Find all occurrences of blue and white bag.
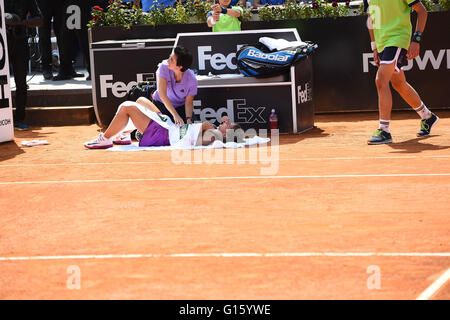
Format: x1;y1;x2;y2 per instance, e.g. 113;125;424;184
236;41;317;77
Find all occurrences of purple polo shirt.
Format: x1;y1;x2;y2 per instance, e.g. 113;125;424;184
152;61;198;107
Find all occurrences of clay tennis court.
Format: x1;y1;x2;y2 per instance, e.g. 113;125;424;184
0;110;449;300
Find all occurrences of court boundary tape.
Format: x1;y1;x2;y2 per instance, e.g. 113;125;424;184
1;173;450;185
0;252;449;262
416;268;450;300
1;154;450;167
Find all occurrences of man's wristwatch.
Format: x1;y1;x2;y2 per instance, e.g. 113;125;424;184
412;31;422;43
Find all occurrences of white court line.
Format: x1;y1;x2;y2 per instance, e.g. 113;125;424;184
1;155;450;167
0;252;449;262
416;268;450;300
1;173;450;185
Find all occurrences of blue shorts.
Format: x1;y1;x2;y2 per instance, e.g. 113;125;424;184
379;46;408;72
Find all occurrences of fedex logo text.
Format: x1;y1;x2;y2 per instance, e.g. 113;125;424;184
99;73;155;98
193;99;266;124
198;45;244;71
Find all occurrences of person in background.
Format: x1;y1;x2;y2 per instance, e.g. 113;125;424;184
36;0;64;80
94;0;111;9
231;0;260;8
140;0;175;11
111;0;174;12
259;0;284;5
53;0;93;81
5;0;43;131
207;0;243;32
117;0;141;7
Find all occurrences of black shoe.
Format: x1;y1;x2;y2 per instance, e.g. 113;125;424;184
14;121;30;131
367;129;392;145
417;113;439;137
43;69;53;80
72;71;84;78
52;73;73;81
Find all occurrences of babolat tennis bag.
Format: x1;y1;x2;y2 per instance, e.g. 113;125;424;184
127;81;156;101
236;42;318;77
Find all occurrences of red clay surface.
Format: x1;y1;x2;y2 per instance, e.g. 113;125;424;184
0;111;449;300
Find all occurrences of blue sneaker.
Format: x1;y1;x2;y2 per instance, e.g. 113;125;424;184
367;129;392;145
14;122;29;131
417;113;439;137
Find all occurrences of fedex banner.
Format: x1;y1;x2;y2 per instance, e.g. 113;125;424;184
90;38;175;127
0;0;13;143
243;14;450;112
174;29;300;76
90;30;312;132
89;13;449;113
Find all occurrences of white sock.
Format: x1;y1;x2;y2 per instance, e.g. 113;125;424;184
414;102;432;120
379;119;390;133
100;133;112;141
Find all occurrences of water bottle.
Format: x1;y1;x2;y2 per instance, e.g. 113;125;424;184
269;109;278;130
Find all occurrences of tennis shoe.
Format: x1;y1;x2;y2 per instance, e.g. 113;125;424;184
417;113;439;137
14;122;29;131
367;129;392;145
113;132;132;145
84;133;113;149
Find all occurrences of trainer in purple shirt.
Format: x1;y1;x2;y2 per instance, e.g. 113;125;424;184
149;46;198;125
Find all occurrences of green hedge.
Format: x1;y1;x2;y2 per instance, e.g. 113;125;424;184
88;0;450;28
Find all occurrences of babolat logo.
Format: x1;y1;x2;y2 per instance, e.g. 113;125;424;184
198;45;243;71
247;49;290;62
193;99;266;124
0;118;11;126
297;82;312;104
99;73;155;98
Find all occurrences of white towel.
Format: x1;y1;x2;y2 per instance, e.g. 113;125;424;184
21;140;50;147
107;135;270;152
259;37;307;51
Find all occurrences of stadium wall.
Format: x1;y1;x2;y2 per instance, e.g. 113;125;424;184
89;11;450;113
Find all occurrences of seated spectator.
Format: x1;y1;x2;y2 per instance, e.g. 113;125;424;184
207;0;243;32
260;0;284;5
244;0;261;8
138;0;175;11
231;0;261;8
117;0;140;6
